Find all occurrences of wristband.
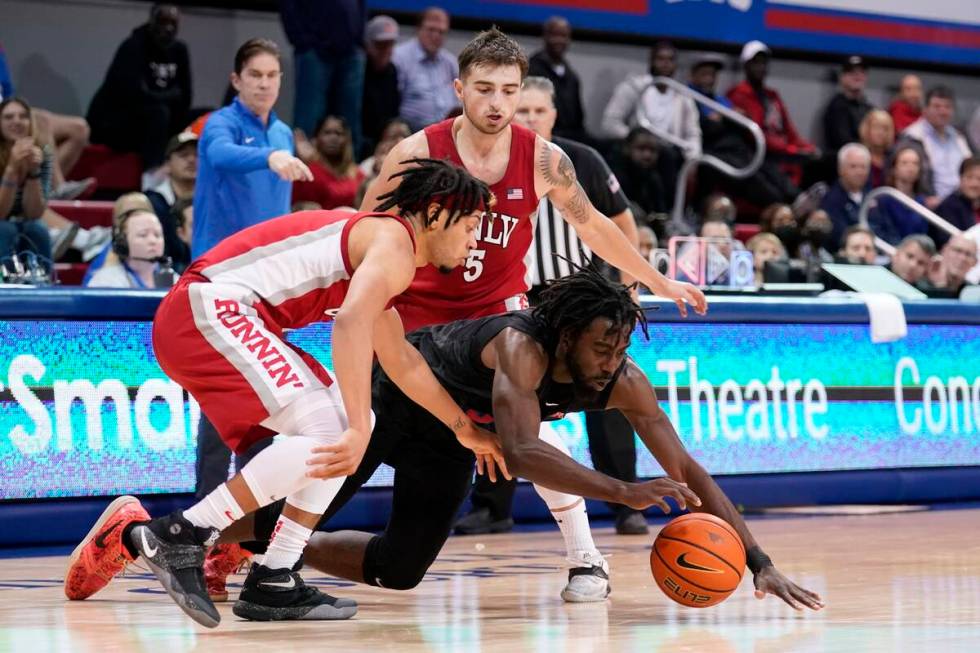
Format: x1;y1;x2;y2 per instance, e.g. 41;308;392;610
746;546;773;574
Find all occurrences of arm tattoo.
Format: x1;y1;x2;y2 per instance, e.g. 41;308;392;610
562;183;591;224
452;415;465;431
538;141;577;189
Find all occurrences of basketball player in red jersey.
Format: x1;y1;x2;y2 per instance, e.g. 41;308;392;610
360;28;707;333
359;28;707;602
62;160;509;627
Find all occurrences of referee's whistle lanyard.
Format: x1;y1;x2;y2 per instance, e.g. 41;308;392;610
121;260;154;289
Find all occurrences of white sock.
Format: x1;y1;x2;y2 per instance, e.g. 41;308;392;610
182;483;245;531
260;513;313;570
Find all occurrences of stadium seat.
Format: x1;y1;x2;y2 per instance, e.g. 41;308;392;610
734;223;761;243
67;144;142;196
48;200;114;229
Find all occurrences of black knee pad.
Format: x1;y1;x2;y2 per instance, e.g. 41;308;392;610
362;534;428;590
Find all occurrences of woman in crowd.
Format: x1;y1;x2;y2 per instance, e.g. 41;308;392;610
859;109;895;188
747;232;786;287
0;97;52;269
869;144;929;245
85;208;177;289
293;115;366;210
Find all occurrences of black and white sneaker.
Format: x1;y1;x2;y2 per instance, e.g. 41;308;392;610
129;512;221;628
232;563;358;621
560;551;611;603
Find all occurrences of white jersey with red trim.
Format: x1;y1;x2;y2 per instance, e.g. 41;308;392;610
181;210;414;331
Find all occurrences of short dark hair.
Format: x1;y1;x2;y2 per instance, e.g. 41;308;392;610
374;158;492;228
458;27;529;80
843;224;875;244
960;156;980;177
625;126;656;145
419;6;447;27
925;85;954;105
532;266;646;355
650;40;676;58
171;197;193;231
234;38;281;75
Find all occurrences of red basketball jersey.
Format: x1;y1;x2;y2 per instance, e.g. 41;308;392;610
398;119;540;314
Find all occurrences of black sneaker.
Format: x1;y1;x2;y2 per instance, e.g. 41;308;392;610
615;510;649;535
232;563;358;621
129;512;221;628
453;508;514;535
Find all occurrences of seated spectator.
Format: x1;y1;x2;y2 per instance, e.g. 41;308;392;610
888;75;922;134
899;86;972;205
358;118;410;177
170;196;193;253
728;41;817;200
293;115;366;210
82;192;156;284
859;109;894;188
700;216;738;258
932;157;980;248
797;208;835;267
0;96;51;268
926;234;978;296
760;202;799;255
86;208;177;288
838;224;876;264
87;4;191;169
602;41;699;209
611;127;667;219
702;193;736;224
888;234;935;288
821;143;871;249
747;232;786;286
392;7;459;131
822;56;873;153
869;144;928;246
528;16;587;142
362;15;401;157
145;131;196;270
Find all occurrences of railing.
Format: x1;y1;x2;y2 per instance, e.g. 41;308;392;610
858;186;961;256
635;76;766;225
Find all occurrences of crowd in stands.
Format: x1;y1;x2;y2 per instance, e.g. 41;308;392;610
2;3;979;296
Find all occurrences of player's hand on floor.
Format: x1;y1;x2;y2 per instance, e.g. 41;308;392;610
457;425;511;482
305;427;370;479
753;566;825;611
625;478;701;512
660;279;708;317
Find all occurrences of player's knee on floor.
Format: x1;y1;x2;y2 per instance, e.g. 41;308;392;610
363;534;430;590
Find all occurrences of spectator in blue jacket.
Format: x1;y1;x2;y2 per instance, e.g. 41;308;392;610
869;144;928;246
280;0;366;153
821;143;871;250
932;157;980;249
192;38;311;258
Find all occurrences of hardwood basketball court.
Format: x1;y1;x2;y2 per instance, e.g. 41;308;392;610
2;508;979;652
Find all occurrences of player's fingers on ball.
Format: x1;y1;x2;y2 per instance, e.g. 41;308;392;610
681;486;702;506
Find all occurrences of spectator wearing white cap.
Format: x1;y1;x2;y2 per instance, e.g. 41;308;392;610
727;40;817;201
362;15;401;157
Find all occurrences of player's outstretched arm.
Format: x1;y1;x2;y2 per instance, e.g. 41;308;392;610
358;132;430;213
371;308;511;482
535;137;707;317
490;329;699;509
611;361;825;611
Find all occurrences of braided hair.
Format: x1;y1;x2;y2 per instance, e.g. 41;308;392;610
374;158;493;228
532;266;647;354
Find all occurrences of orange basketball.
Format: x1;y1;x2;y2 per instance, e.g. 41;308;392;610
650;513;746;608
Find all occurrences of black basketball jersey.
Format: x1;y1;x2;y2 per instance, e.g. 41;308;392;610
392;310;625;430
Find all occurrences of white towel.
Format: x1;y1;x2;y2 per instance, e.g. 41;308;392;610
857;292;908;343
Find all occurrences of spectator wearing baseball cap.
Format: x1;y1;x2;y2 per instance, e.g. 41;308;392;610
727;40;817;202
822;55;874;153
145;131;197;269
362;15;401;156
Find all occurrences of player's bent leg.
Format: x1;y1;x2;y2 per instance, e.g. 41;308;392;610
64;495;150;600
533;428;610;603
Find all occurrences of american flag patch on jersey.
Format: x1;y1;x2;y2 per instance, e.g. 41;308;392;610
506;188;524;200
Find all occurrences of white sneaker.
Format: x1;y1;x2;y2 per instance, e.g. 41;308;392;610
560;550;610;603
78;226;111;262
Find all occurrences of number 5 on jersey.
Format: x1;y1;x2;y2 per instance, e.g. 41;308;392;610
464;249;486;282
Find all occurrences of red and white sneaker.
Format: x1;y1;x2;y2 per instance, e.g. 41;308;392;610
204;543;252;602
64;495;150;600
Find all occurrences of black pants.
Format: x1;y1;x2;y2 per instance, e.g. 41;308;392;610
253;376;476;589
90;101;182;169
194;415;272;499
470;409;638;520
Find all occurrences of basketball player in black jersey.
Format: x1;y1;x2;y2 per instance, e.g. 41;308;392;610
212;268;822;612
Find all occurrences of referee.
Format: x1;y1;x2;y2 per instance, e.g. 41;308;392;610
454;76;651;536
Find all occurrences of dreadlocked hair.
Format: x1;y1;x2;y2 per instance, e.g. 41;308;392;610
532;264;648;354
374;158;493;228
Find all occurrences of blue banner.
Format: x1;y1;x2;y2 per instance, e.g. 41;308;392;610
2;316;979;499
368;0;980;67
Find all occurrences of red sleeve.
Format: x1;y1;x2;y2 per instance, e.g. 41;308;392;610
776;95;813;154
